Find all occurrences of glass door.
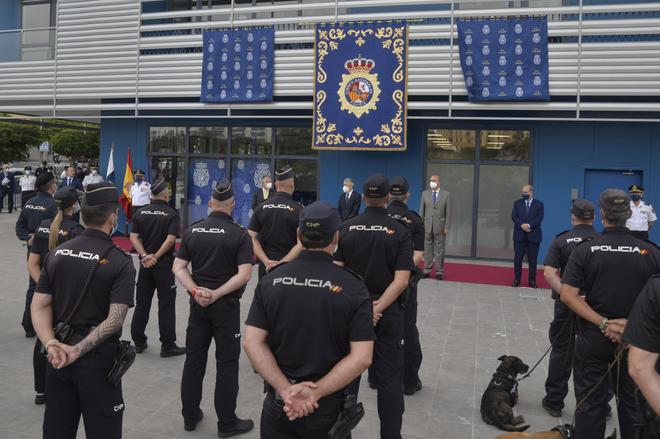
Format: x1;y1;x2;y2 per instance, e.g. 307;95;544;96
150;156;186;215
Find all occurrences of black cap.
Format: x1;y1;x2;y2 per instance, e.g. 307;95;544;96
629;184;644;193
24;166;32;171
299;201;340;240
363;174;390;198
84;183;118;206
151;177;168;196
275;165;294;181
54;186;79;209
212;178;234;202
390;176;409;196
134;169;145;177
35;171;55;189
571;198;595;220
599;189;631;217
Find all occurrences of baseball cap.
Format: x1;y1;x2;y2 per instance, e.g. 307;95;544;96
299;201;340;240
35;172;55;189
54;186;80;209
571;198;595;220
599;189;631;218
390;176;409;196
363;174;390;199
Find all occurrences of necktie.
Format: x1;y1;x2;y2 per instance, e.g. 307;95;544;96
346;193;350;203
68;178;71;185
526;200;530;214
432;191;437;205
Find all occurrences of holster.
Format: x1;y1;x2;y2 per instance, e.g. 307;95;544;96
328;393;365;439
107;340;136;386
54;321;75;344
399;268;423;308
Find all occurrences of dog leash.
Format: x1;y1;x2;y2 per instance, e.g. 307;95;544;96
571;345;625;426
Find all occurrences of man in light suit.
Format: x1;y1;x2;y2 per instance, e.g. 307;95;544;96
511;184;544;288
420;175;451;280
338;177;361;221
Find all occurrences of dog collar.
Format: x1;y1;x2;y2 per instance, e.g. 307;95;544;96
551;425;575;439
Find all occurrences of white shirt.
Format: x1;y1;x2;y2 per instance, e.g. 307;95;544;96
19;175;36;191
82;173;105;189
627;200;657;231
130;181;151;207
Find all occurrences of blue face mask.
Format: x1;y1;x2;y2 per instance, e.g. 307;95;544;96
631;194;642;202
521;193;530;201
135;177;143;184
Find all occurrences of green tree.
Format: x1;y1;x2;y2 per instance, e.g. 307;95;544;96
0;122;42;162
50;129;100;162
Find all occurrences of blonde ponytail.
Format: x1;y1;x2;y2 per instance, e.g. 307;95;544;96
49;211;64;251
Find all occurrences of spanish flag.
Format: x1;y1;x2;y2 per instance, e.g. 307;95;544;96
118;147;134;220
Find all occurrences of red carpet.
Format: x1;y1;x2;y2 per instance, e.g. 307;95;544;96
113;237;549;289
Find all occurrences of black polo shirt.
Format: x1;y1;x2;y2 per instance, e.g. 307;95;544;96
562;226;660;319
248;192;303;261
623;276;660;360
30;215;84;263
16;191;57;241
37;229;135;341
177;211;253;296
335;206;414;298
246;251;374;380
131;200;180;263
387;201;424;252
544;224;600;296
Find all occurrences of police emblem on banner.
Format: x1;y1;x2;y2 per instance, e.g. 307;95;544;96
312;21;408;151
201;26;274;103
457;17;550;102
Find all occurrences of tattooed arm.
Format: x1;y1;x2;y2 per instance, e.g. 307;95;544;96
53;303;129;369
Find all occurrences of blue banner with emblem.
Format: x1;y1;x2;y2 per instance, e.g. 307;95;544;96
201;27;274;103
457;18;550;102
312;21;408;151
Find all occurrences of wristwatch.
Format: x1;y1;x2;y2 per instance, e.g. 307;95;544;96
598;318;609;333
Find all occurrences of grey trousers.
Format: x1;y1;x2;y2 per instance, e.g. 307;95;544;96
424;231;446;275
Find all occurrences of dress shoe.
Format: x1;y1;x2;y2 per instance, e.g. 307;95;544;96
422;272;432;279
436;274;443;281
25;330;36;338
529;281;538;289
34;393;46;405
541;397;562;417
218;418;254;438
134;342;148;354
404;380;423;396
512;280;520;287
184;409;204;431
161;344;186;358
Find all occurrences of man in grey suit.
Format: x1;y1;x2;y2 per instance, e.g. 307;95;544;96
420;175;451;280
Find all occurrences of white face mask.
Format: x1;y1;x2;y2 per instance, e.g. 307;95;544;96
342;185;350;194
72;202;81;214
25;171;32;176
429;181;438;190
265;182;272;190
91;170;98;176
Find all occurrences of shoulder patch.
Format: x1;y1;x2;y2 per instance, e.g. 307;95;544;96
554;229;570;238
338;265;364;282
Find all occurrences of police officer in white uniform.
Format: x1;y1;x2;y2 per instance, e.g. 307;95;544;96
82;164;104;189
626;185;657;241
19;166;37;208
129;170;151;218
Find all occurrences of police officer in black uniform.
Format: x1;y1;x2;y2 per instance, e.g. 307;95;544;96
623;275;660;438
540;199;600;417
335;174;413;439
248;166;303;279
561;189;660;439
244;201;375;438
30;182;136;439
387;176;425;396
173;179;254;437
27;186;84;405
16;171;58;338
130;177;185;357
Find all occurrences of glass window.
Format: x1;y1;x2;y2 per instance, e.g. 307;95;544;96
275;159;317;206
231;127;272;155
231;159;272;227
189;126;227;154
22;2;52;29
475;165;530;259
426;163;475;257
187;158;228;225
480;130;531;162
426;129;476;161
275;127;317;156
150;157;186;230
150;127;185;154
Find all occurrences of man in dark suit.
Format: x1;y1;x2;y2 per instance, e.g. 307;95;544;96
0;162;15;213
338;177;361;221
251;174;274;210
59;165;83;191
512;184;544;288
